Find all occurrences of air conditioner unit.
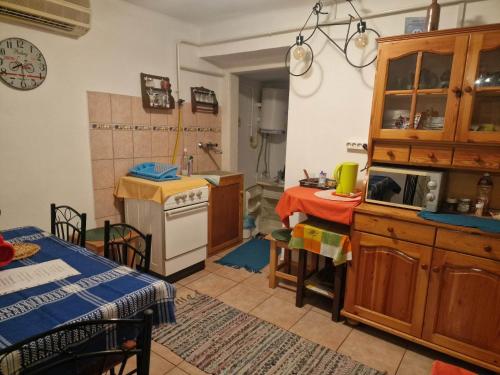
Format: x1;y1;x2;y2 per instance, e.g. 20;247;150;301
0;0;90;38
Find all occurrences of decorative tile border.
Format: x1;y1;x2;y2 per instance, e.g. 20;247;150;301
89;123;221;133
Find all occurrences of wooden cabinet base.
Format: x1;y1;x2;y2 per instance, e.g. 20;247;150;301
341;310;500;373
207;173;244;256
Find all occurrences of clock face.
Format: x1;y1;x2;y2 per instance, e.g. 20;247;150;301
0;38;47;90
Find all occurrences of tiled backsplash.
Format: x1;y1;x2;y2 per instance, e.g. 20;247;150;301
88;91;222;226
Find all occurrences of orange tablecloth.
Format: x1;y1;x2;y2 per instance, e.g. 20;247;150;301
275;186;361;227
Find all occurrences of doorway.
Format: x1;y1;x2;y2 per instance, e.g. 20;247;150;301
237;68;290;235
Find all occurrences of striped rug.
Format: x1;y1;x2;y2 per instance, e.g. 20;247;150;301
153;294;384;375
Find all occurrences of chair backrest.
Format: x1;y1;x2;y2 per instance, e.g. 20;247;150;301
0;309;153;375
50;203;87;247
104;221;152;273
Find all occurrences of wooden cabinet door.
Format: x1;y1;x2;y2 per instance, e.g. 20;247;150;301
423;249;500;367
456;30;500;143
208;175;243;255
371;35;468;141
344;231;432;336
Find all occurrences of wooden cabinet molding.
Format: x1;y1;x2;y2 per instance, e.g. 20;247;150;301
344;231;432;337
422;249;500;367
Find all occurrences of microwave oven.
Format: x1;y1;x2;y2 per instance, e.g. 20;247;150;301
365;166;446;212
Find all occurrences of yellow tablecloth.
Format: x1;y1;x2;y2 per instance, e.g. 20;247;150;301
288;219;351;265
114;176;208;204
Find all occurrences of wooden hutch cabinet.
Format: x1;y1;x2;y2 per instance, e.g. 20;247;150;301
343;24;500;373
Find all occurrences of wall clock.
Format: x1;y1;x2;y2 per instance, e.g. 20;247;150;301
0;38;47;90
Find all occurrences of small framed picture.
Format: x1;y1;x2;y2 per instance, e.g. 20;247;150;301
405;17;426;34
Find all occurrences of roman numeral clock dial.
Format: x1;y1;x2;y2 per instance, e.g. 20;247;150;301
0;38;47;90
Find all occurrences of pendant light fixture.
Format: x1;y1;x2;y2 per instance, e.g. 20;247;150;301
286;0;380;77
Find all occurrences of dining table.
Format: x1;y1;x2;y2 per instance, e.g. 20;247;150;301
0;226;176;374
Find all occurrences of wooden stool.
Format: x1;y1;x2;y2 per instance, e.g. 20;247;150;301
265;233;298;288
295;249;346;322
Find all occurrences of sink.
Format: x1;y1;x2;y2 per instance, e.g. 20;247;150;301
193;170;242;185
197;170;241;177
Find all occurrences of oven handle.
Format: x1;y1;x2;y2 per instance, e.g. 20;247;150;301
165;202;208;217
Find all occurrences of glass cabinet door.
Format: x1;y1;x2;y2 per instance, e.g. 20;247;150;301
456;31;500;143
373;36;468;141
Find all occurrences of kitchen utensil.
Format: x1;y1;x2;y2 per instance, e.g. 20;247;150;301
333;162;359;194
303;169;310;179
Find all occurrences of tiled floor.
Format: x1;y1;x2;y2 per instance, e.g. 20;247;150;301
149;248;494;375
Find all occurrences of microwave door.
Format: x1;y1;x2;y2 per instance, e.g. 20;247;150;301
367;172;429;210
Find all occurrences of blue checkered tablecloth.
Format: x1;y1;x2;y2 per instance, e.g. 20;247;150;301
0;226;176;372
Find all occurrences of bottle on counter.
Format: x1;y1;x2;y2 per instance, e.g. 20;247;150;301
476;173;493;214
457;198;471;214
181;148;189;176
187;156;193;177
442;197;458;213
318;171;326;187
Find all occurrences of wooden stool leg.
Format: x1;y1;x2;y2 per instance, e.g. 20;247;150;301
284;248;291;274
296;249;307;308
332;263;346;322
269;240;279;288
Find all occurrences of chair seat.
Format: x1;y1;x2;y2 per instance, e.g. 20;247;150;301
271;228;292;242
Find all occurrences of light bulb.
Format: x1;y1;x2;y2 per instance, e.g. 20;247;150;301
293;45;306;61
354;32;369;48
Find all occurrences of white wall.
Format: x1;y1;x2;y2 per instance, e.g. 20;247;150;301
198;0;500;188
0;0;201;230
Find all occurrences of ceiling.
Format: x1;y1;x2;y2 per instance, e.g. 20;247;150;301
123;0;317;25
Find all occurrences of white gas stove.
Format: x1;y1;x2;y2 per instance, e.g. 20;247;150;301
125;186;209;281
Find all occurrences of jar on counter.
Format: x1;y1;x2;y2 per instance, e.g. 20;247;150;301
442;197;458;213
457;198;472;214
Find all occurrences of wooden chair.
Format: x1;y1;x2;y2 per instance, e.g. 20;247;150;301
50;203;87;247
104;221;152;273
266;229;299;288
0;309;153;375
295;249;346;322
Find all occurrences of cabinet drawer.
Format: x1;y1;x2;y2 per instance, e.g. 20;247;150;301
372;145;410;163
354;214;435;246
452;148;500;170
435;229;500;260
410;146;452;166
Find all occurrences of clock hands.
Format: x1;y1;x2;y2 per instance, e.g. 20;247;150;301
10;61;23;71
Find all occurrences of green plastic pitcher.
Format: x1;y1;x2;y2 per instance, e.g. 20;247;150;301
333;162;359;194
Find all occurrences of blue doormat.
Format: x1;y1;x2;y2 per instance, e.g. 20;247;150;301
215;238;270;273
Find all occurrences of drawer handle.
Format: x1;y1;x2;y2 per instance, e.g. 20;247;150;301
432;266;441;273
473;155;482;163
463;86;473;93
427;152;436;160
387;227;395;233
409;135;419;139
386;150;395;158
421;264;428;270
484;245;492;252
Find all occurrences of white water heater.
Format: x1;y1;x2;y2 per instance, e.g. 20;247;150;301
260;88;288;134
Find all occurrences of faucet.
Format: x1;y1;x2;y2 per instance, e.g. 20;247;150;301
198;142;222;154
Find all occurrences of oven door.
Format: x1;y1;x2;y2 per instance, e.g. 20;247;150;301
164;202;208;260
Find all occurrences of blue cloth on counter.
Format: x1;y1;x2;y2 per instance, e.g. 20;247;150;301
0;226;176;364
418;211;500;233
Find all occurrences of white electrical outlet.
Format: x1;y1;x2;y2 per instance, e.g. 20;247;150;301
346;139;368;152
